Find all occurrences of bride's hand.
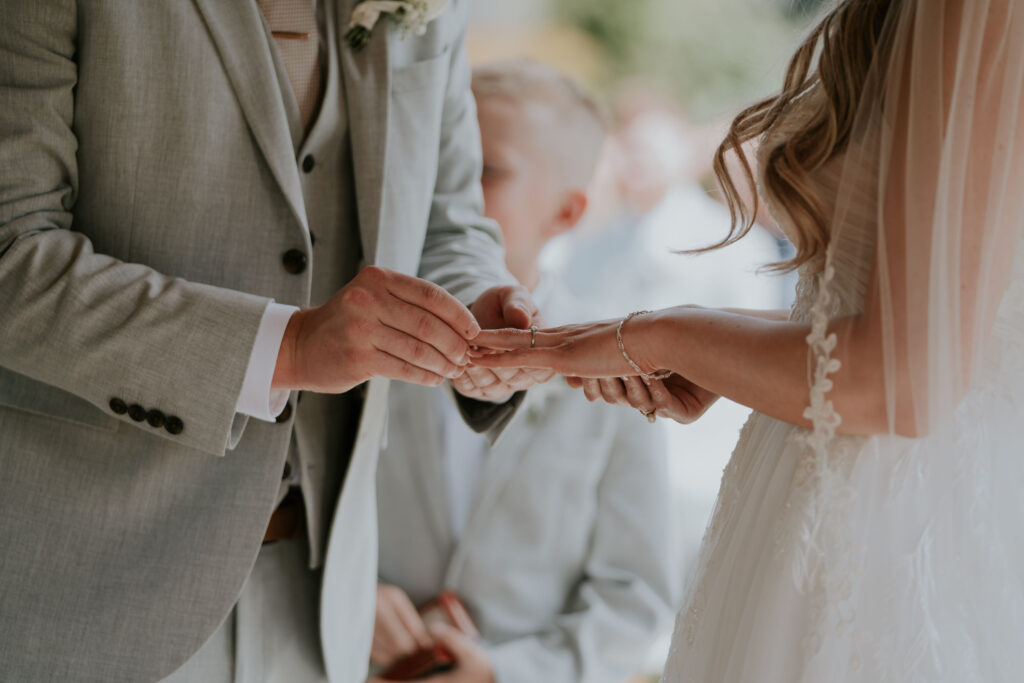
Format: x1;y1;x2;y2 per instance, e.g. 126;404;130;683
470;316;719;424
470;318;653;378
569;375;719;425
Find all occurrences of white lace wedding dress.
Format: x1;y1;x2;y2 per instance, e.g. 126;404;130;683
662;3;1024;681
663;235;1024;683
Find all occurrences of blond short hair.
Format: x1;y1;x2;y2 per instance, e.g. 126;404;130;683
472;59;606;188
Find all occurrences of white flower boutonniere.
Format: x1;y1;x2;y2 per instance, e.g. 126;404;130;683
346;0;449;51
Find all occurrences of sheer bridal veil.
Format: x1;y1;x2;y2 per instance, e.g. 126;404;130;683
670;2;1023;679
790;0;1024;678
807;0;1024;445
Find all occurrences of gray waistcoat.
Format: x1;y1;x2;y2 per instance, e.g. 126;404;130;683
264;0;364;567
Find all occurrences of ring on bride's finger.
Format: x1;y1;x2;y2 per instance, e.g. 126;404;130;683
638;407;657;423
530;325;538;348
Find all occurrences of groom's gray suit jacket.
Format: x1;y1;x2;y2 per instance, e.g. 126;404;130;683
0;1;514;681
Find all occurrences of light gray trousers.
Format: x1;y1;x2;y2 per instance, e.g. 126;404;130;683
162;538;329;683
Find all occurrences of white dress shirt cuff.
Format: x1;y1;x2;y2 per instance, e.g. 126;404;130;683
236;302;300;422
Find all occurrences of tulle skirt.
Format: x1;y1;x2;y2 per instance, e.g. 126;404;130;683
663;366;1024;682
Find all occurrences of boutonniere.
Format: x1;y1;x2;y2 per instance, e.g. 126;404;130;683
346;0;449;51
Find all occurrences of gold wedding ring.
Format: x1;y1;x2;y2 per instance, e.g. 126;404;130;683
639;408;657;423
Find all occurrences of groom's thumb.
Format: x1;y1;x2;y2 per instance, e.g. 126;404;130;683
500;287;534;330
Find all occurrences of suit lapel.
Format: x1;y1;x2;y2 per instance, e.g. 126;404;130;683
193;0;308;232
337;0;391;265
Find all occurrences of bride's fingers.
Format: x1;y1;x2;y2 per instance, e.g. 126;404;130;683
468;329;532;351
622;376;655;412
598;378;629;407
471;328;565;351
581;379;603;403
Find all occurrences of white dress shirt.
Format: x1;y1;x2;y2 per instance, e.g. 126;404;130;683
236;302;298;421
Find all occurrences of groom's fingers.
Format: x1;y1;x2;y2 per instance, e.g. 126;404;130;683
380;268;480;339
526;367;557;383
498;286;537;330
379;298;471;367
450;366;513;401
469;346;564;371
450;363;552;401
372;349;448;387
457;366;503;390
374;326;462;379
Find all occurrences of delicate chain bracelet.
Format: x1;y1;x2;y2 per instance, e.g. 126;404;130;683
616;311;673;381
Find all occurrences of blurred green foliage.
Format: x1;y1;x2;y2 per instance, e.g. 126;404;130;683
555;0;820;122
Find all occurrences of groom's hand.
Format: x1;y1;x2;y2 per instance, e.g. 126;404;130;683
272;266;479;393
467;283;536;331
450;285;555;401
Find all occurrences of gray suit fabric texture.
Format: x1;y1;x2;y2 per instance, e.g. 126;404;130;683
161;538;327;683
377;281;680;683
0;1;515;681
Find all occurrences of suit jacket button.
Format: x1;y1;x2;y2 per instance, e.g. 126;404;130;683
275;402;293;423
109;398;128;415
282;249;307;275
165;416;184;435
282;461;293;480
127;404;147;422
146;409;166;429
301;154;315;173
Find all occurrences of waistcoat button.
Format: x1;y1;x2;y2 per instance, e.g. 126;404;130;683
282;249;308;275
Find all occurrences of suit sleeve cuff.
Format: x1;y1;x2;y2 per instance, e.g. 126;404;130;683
236;302;299;421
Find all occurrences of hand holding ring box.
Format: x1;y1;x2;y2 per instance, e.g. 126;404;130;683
380;591;479;681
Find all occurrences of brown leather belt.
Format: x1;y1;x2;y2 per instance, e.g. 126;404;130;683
263;487;306;544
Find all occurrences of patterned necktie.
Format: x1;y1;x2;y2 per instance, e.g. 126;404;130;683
257;0;323;132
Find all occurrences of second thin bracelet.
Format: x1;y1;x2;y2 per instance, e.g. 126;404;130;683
616;311;673;381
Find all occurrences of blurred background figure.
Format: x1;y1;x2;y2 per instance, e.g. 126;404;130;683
547;90;788;314
373;61;676;683
461;1;820;678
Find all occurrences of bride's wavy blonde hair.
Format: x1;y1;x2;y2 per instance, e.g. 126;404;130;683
710;0;896;272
